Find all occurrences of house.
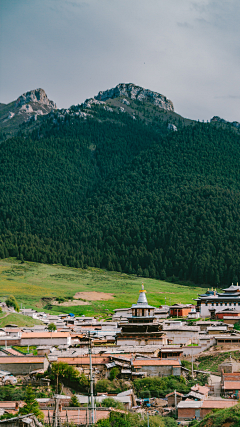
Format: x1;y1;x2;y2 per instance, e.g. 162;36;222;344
221;372;240;397
166;391;184;407
215;335;240;346
76;389;136;410
177;399;238;420
0;356;49;375
169;304;194;318
162;323;200;346
131;358;181;376
215;308;240;320
20;332;71;346
158;346;184;359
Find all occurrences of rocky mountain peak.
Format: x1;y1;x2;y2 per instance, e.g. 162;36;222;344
15;88;57;109
94;83;174;112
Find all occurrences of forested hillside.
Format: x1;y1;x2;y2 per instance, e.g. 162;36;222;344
0;101;240;286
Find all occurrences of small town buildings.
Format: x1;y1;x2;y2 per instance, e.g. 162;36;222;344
195;284;240;317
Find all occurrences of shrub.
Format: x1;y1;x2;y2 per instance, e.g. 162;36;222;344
69;395;80;407
5;295;19;312
109;367;120;381
101;398;124;410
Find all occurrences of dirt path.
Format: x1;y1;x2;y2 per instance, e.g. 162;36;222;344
0;312;10;319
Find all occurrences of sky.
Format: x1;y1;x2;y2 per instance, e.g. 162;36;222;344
0;0;240;122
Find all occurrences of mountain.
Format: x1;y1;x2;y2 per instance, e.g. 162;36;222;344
0;83;240;286
0;88;57;139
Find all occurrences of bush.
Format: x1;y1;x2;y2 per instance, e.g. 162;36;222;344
101;398;124;410
109;367;120;381
69;395;80;407
96;379;111;393
134;376;190;398
5;295;19;312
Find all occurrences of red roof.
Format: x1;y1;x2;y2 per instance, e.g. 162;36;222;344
202;400;238;408
0;357;45;364
223;381;240;390
21;332;70;338
132;359;180;367
57;357;110;365
191;384;209;394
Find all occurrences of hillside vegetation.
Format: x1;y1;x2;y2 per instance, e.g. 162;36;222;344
191;402;240;427
0;259;207;317
0;99;240;286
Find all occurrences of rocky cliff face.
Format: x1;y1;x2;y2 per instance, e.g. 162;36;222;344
94;83;174;111
16;88;57;109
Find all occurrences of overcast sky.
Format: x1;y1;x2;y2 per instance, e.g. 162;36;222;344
1;0;240;121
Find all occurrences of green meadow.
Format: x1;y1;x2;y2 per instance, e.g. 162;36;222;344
0;258;211;319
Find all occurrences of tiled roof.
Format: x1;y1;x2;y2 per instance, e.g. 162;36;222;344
132;359;180;366
191;384;209;394
21;332;70;338
223;381;240;390
0;357;45;363
57;357;110;365
202;400;238;408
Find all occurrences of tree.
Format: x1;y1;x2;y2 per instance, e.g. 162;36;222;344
69;394;80;407
47;322;57;332
19;386;44;421
5;295;19;312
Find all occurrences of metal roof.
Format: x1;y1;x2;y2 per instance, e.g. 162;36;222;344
131;284;155;309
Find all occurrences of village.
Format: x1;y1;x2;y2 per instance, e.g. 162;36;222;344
1;283;240;426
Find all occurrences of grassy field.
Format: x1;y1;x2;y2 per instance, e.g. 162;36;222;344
0;312;43;328
197;351;240;372
0;258;212;318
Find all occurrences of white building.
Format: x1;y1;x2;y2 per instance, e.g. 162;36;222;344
195;284;240;317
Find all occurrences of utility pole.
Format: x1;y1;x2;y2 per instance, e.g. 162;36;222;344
53;395;60;427
174;389;177;409
191;349;194;378
88;332;95;425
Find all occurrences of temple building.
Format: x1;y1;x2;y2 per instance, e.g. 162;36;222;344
195;284;240;317
116;284;167;346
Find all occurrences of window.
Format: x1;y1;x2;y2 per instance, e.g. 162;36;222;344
205;302;208;306
225;302;227;306
211;303;214;306
142;309;144;316
216;303;218;306
234;303;236;306
220;302;223;306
